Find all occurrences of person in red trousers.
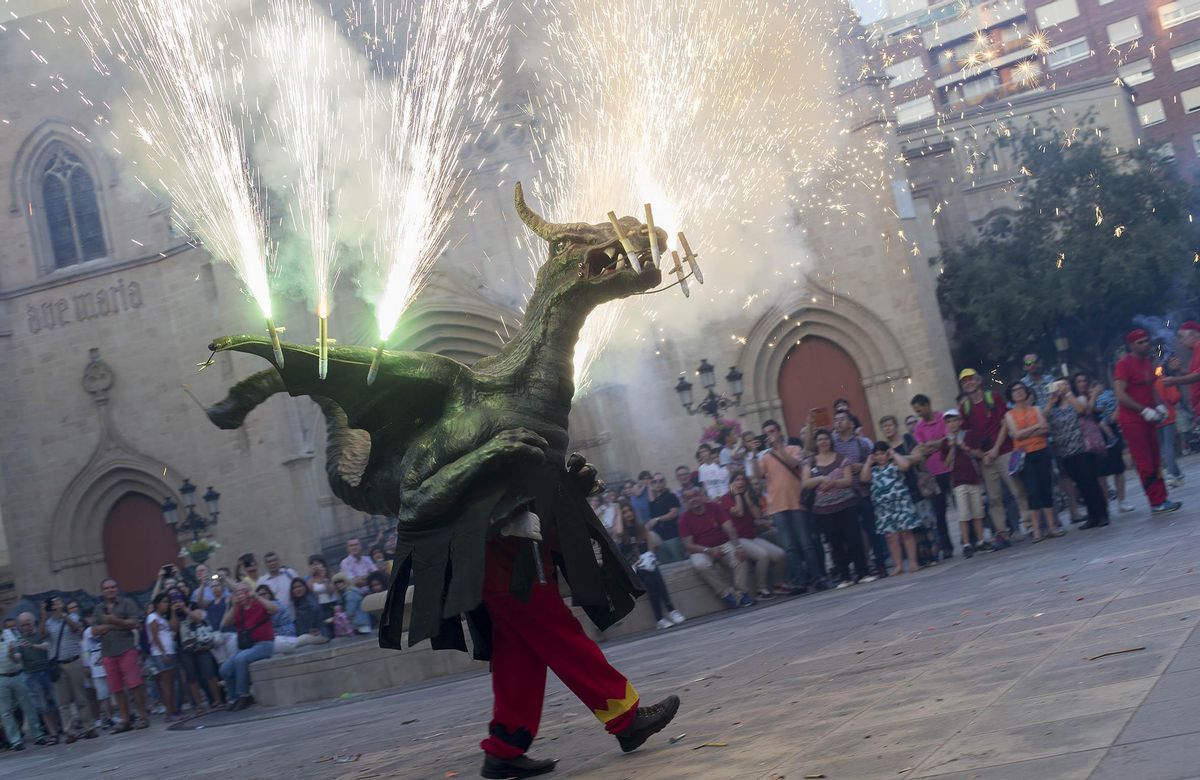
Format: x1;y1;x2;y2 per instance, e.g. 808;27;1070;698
478;532;679;778
1114;329;1182;514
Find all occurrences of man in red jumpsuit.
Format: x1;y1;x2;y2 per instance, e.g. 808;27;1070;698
478;530;679;778
1114;328;1182;514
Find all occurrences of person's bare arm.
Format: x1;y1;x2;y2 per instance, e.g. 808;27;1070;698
220;607;235;629
722;520;741;544
859;460;873;484
682;533;708;556
257;596;280;614
149;620;166;654
891;451;913;471
1162;371;1200;388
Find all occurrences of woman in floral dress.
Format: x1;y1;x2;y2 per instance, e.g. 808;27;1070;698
860;441;921;575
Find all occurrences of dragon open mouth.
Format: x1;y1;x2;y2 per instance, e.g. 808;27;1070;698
583;244;654;281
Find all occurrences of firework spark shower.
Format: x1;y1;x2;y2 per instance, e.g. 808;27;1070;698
356;0;509;344
79;0;276;320
525;0;851;394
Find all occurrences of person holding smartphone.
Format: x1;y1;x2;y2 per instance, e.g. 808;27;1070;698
43;596;97;741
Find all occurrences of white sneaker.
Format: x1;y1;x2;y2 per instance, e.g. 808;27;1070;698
1166;478;1183;488
656;618;673;630
860;575;879;584
836;580;853;589
668;609;686;625
1119;502;1136;513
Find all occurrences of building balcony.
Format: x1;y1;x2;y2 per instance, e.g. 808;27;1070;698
923;0;1026;49
943;77;1045;112
933;37;1034;77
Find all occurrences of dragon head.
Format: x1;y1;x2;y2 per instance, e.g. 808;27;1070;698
515;183;664;309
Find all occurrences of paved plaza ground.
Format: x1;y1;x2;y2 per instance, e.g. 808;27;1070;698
8;481;1200;779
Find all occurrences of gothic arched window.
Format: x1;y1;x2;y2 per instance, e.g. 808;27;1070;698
40;144;106;269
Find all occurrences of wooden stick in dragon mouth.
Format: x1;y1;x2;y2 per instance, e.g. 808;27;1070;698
644;203;662;269
670;250;691;298
606;211;642;272
678;232;703;284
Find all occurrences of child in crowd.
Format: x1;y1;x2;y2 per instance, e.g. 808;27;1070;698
860;442;921;575
939;409;990;557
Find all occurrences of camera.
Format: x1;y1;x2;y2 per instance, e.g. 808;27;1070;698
42;597;55;612
161;563;177;577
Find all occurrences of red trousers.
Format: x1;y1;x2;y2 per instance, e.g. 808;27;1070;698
1123;418;1167;507
479;537;638;760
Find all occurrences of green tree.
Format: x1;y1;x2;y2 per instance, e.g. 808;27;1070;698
935;124;1199;378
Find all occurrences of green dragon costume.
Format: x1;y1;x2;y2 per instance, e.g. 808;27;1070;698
205;183;666;658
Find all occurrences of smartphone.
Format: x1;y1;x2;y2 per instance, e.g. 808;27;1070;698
810;407;832;428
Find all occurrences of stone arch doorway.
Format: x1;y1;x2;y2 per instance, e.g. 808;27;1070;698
102;492;180;592
778;337;874;439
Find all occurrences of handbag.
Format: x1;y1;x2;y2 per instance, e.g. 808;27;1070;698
1007;449;1026;476
1079;416;1106;456
236;608;270;650
180;618;216;653
768;451;815;510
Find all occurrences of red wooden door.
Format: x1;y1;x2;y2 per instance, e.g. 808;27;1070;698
777;337;874;440
103;492;180;592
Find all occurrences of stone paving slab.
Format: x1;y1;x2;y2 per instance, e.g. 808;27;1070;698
4;475;1200;779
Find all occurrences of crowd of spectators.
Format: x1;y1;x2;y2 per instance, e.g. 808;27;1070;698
0;533;394;752
589;345;1191;624
3;336;1193;753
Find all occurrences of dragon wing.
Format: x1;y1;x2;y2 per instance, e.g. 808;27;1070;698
206;335;467;515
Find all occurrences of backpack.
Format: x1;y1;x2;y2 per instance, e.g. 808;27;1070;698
179;618;216;652
960;391;996;416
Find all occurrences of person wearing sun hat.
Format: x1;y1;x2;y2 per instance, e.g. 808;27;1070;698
958;367;1020;546
1114;329;1181;514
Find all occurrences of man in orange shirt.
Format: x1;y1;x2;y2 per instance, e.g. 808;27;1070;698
760;420;827;592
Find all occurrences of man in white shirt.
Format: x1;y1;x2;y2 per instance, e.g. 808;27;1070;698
697;444;730;500
339;538;379;593
256;552;301;614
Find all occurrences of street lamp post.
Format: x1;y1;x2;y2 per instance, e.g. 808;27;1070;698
674;359;744;423
160;478;221;564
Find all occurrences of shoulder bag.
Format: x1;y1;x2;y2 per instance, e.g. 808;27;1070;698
768;450;815;511
236;607;271;650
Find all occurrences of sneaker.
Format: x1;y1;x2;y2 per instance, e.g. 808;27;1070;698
354;627;372;635
756;589;776;600
977;539;993;552
481;754;558;779
1166;478;1182;489
737;593;755;608
656;618;673;630
1152;500;1183;514
1119;502;1136;513
992;535;1011;551
835;580;853;589
859;575;879;584
10;743;24;751
668;610;686;624
720;593;739;608
615;695;681;753
962;544;974;559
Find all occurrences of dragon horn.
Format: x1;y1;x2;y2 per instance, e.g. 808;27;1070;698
514;182;557;241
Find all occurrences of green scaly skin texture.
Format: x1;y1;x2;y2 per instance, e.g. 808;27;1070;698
207;184;665;528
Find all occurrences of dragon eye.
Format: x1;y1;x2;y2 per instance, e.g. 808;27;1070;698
551;240;566;255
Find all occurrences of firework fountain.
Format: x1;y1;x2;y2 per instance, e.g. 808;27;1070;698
357;0;508;384
527;0;847;394
79;0;285;366
254;0;359;379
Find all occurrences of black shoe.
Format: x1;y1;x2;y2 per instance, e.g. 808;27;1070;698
481;754;557;779
11;743;24;751
616;695;681;753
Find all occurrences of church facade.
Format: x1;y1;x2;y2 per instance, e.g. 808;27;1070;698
0;6;955;607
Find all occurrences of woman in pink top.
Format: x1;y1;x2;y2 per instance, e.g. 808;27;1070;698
910;394;954;558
